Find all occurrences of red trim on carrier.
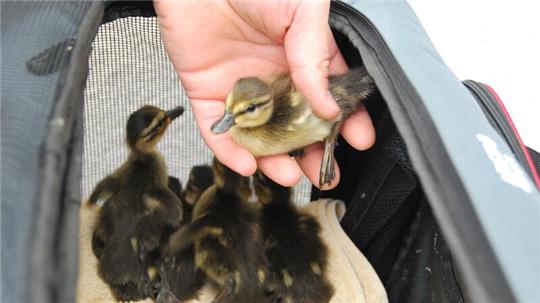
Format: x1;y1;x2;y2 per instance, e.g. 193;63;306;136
484;83;540;188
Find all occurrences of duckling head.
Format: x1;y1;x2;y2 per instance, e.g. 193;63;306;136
211;77;274;134
126;105;184;153
182;165;214;205
252;171;291;205
211;157;252;200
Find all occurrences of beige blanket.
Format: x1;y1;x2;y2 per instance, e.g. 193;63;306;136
77;199;387;303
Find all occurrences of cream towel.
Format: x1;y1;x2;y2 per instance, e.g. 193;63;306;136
77;199;387;303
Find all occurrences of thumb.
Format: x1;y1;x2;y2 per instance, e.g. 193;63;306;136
284;2;340;120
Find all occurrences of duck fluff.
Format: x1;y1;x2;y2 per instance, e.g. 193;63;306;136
88;105;185;301
211;67;375;187
167;158;282;303
253;171;334;303
157;165;215;303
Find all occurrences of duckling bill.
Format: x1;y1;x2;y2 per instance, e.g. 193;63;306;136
88;105;185;301
211;67;375;187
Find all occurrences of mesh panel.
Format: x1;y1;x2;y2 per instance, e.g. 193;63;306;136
366;186;420;278
348;167;416;247
384;132;414;177
82;17;311;205
385;202;465;303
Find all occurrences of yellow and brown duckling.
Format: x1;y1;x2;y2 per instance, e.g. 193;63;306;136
88;105;185;301
167;158;282;303
252;172;334;303
156;165;215;303
211;67;375;187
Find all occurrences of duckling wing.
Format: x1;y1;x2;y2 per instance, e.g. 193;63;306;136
165;214;216;254
87;175;120;205
144;187;183;226
98;215;145;286
133;188;183;252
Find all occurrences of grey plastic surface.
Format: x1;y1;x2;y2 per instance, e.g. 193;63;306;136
1;3;92;302
340;0;540;301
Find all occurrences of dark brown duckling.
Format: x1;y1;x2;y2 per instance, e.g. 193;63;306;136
168;176;183;199
253;171;334;303
211;67;375;187
167;158;282;303
87;105;185;301
91;175;183;268
156;165;215;303
181;164;215;222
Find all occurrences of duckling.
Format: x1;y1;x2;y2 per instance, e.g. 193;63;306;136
92;175;182;266
157;234;204;303
211;67;375;187
252;171;334;303
88;105;185;301
156;165;215;303
182;165;215;203
168;158;282;303
181;164;215;222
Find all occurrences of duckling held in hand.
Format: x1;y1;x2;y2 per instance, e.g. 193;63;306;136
211;67;375;187
157;165;215;303
88;105;185;301
169;158;282;303
253;171;334;303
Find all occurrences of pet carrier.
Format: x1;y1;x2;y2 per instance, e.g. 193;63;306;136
1;1;539;303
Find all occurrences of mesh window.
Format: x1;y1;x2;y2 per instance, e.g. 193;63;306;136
82;17;311;205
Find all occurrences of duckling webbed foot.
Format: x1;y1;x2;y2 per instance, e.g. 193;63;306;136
320;149;336;187
136;245;154;297
212;276;236;303
155;263;181;303
319;123;341;188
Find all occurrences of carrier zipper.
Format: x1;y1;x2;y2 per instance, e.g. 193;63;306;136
463;80;540;187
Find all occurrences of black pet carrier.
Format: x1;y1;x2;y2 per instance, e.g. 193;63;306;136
2;1;539;303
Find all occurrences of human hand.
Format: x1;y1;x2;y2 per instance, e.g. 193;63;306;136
154;0;375;189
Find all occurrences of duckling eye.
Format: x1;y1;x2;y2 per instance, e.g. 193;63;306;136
246;104;257;113
157;118;164;127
